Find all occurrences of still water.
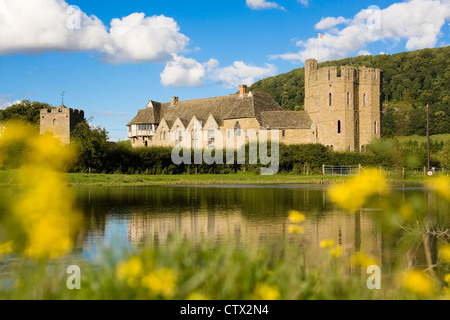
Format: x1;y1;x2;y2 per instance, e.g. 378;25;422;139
71;184;449;269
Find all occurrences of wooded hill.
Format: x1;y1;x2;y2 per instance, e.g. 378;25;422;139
249;46;450;137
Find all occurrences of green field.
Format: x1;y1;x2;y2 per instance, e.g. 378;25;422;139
0;169;432;188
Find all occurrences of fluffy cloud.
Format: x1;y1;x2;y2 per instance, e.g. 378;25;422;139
246;0;285;10
271;0;450;63
0;95;20;109
160;55;206;87
209;61;277;88
315;16;351;30
0;0;190;64
160;57;277;88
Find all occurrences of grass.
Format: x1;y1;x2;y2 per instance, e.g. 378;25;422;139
0;169;432;187
0;235;431;300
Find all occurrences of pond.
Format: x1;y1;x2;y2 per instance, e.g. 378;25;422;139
70;184;449;271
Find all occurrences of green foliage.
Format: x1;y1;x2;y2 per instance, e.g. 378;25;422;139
0;100;54;125
250;46;450;136
71;122;110;173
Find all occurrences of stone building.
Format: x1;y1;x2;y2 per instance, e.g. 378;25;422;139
304;59;382;152
40;104;84;145
127;59;382;151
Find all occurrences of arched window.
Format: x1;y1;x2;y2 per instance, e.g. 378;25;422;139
363;94;367;107
347;92;350;106
337;120;341;134
329;93;332;106
374;121;378;135
53;118;56;125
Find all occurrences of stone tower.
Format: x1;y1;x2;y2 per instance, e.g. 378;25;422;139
304;59;381;152
40;105;85;145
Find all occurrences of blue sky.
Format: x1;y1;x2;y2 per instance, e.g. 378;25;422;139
0;0;449;141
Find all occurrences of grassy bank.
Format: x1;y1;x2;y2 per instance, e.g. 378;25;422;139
0;169;434;187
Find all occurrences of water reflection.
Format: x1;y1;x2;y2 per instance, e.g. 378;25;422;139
73;186;398;266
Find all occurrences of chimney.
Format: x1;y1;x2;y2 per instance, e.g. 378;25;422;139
171;96;179;105
239;85;248;96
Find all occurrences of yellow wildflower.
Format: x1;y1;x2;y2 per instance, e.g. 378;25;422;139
402;270;435;297
444;274;450;285
319;239;335;249
116;257;144;288
187;292;210;300
251;284;281;300
426;175;450;200
328;169;389;212
0;241;14;255
351;253;377;268
0;122;81;259
439;243;450;263
288;210;306;223
142;268;177;298
288;225;304;234
330;245;342;259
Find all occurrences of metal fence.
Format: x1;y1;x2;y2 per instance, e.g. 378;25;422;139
323;165;361;176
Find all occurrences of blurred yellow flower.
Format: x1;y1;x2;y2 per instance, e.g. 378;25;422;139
427;175;450;200
444;274;450;285
0;241;14;255
142;268;177;298
116;257;144;287
288;210;306;223
0;122;81;259
251;284;280;300
351;253;377;268
439;243;450;263
402;270;435;297
330;245;342;259
288;225;304;234
320;239;335;249
328;169;389;212
187;292;210;300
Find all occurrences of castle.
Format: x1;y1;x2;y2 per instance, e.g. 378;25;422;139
40;104;84;145
127;59;381;152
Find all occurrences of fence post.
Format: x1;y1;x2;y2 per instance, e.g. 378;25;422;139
358;164;361;175
402;167;405;181
322;164;325;176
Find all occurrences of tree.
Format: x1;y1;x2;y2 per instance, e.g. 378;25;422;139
0;100;53;125
71;121;110;173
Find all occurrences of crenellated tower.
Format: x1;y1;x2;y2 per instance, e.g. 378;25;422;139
304;59;381;152
40;105;85;145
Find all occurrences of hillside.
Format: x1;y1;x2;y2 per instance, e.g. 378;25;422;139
249;46;450;137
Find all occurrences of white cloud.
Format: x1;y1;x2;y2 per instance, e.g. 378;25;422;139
315;16;351;30
0;95;21;109
161;57;277;88
271;0;450;63
298;0;309;7
209;61;277;88
0;0;190;64
358;50;372;56
107;13;190;64
160;54;206;87
246;0;285;11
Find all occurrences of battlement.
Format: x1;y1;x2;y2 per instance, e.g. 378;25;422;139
40;106;84;116
305;59;381;85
